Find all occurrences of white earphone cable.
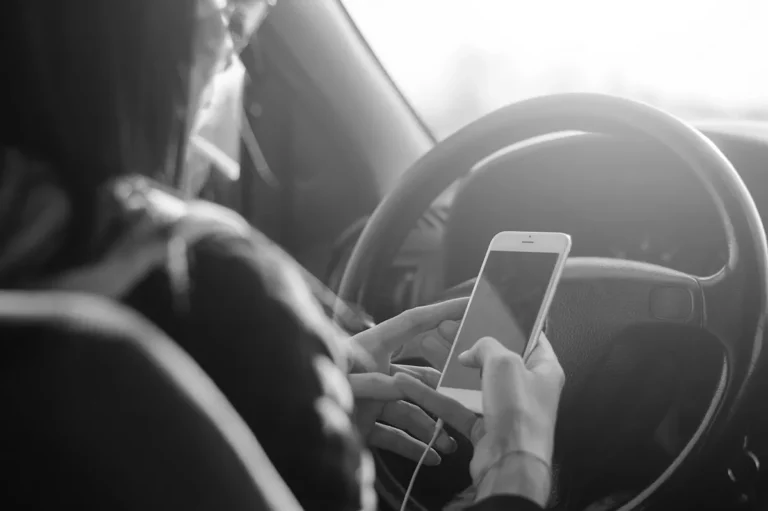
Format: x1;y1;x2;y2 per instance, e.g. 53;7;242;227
399;418;445;511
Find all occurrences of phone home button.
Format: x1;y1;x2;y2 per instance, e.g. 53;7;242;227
650;286;694;322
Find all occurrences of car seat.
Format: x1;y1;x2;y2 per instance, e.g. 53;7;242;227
0;291;301;511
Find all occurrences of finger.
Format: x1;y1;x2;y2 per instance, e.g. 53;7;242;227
391;365;441;389
457;336;514;369
348;373;403;401
398;298;469;337
346;338;377;374
526;334;566;388
526;333;562;376
437;319;460;342
368;423;441;466
358;298;469;353
421;330;452;369
526;333;554;366
380;400;457;453
393;373;478;440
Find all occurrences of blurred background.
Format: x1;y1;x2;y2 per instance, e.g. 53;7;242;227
343;0;768;139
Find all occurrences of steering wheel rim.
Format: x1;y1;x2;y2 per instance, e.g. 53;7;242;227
337;93;768;510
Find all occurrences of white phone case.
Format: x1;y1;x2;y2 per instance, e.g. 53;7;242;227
437;231;571;414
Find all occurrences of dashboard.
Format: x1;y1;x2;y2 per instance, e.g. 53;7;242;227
442;125;768;287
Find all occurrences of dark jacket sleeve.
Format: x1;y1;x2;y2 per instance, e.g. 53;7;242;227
468;495;544;510
125;232;369;511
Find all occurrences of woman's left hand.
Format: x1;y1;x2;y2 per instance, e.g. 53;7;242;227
349;298;475;465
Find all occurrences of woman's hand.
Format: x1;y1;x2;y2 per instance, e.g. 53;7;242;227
349;366;458;465
351;297;468;375
348;298;476;465
459;334;565;505
389;311;460;369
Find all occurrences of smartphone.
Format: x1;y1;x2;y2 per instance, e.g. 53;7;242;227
437;231;571;414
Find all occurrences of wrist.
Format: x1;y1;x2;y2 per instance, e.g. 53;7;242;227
475;451;552;507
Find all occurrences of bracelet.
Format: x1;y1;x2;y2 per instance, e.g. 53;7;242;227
476;449;553;491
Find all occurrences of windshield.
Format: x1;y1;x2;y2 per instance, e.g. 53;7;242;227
343;0;768;139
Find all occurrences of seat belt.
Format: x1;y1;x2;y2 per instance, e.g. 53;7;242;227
241;108;280;189
238;80;297;251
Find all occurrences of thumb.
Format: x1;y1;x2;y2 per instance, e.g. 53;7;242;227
457;336;509;369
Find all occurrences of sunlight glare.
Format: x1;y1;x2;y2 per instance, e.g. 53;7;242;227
344;0;768;135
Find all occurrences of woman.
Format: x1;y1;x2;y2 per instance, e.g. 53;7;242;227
1;1;564;510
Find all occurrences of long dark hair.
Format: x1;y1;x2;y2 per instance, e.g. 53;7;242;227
1;0;199;266
2;0;197;193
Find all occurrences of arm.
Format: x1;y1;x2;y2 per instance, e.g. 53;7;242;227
446;456;548;511
468;454;551;510
475;453;551;505
127;231;371;511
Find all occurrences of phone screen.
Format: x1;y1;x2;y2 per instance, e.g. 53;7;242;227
440;250;559;392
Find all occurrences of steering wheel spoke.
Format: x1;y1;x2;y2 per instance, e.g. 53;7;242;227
547;257;703;364
559;257;703;325
699;268;752;353
443;257;707;349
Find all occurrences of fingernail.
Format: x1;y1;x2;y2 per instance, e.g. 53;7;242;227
436;435;452;453
425;451;442;466
442;436;458;454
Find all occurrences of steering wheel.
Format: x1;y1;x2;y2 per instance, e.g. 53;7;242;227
337;94;768;510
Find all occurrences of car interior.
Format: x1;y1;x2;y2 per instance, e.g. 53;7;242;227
4;1;768;510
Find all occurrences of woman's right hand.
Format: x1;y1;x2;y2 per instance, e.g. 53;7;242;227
459;334;565;506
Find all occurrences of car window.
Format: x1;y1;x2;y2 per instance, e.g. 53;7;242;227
343;0;768;139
